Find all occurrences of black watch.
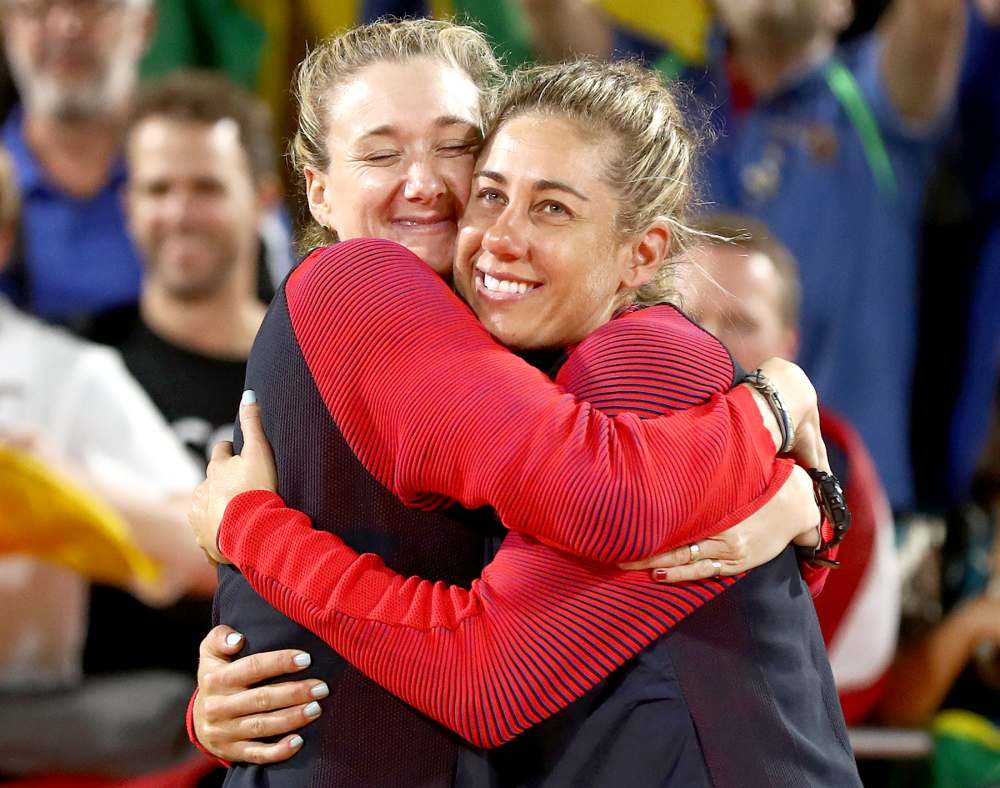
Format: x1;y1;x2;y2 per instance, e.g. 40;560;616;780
795;469;852;568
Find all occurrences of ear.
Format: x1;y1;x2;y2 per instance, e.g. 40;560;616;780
0;223;14;274
137;4;158;56
780;325;800;361
303;166;333;232
618;220;670;291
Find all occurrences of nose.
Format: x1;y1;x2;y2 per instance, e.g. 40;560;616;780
402;156;446;204
481;206;528;261
160;188;199;226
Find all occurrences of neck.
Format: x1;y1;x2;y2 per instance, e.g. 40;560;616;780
730;35;835;98
24;110;122;198
139;269;265;360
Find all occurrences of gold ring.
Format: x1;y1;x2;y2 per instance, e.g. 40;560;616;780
711;560;722;577
689;543;701;560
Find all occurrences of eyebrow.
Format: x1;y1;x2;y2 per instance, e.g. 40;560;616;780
474;170;590;201
358;116;476;141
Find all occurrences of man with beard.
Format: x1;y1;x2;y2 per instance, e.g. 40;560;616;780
85;70;272;678
0;0;154;324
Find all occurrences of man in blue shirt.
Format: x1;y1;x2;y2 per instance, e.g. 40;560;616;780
522;0;968;510
0;0;155;325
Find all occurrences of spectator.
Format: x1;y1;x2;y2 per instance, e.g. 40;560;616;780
0;139;215;776
681;212;900;724
523;0;968;513
0;0;155;325
84;70;271;677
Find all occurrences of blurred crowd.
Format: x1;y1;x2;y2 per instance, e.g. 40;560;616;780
0;1;997;786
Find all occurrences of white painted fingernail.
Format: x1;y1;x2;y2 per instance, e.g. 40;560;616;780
310;682;329;699
289;735;303;749
225;632;244;647
293;652;311;668
304;701;321;717
241;389;257;406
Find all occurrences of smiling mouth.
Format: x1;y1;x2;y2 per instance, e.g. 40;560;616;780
475;270;540;298
393;217;455;232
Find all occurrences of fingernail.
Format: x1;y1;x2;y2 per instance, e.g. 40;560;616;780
310;681;329;699
304;701;321;718
241;389;257;406
289;735;303;750
652;568;669;582
225;632;244;647
293;652;311;668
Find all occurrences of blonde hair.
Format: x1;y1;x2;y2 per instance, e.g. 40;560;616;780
484;59;704;307
289;18;504;253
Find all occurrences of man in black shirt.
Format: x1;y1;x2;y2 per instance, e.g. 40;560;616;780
86;71;277;676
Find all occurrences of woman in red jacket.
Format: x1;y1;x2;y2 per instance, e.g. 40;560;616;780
186;40;850;784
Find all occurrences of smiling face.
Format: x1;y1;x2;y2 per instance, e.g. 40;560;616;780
126;116;262;301
454;113;663;350
304;57;481;276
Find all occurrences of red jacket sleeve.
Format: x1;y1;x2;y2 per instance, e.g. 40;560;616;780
286;239;777;562
219;304;794;748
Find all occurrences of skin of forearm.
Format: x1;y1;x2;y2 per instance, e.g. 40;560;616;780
879;0;966;125
95;484;217;600
878;603;979;726
518;0;613;60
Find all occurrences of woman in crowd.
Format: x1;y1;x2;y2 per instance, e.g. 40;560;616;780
188;21;855;787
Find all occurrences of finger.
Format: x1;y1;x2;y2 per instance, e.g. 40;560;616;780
210;440;235;463
239;393;269;452
216;679;329;719
620;545;693;571
202;649;313;693
651;559;729;583
200;626;246;663
229;700;323;741
229;733;306;766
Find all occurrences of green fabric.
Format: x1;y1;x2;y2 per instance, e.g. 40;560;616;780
932;711;1000;788
141;0;266;89
451;0;532;66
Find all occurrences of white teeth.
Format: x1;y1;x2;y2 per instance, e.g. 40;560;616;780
481;272;536;295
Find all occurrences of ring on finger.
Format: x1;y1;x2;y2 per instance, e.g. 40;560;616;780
688;542;701;562
711;560;722;577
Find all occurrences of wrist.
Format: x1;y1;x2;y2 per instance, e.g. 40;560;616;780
746;385;784;453
744;369;795;453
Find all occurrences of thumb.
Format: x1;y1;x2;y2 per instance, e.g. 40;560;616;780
239;390;268;451
200;625;245;663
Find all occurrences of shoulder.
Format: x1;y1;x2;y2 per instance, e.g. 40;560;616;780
556;305;736;416
288;239;432;298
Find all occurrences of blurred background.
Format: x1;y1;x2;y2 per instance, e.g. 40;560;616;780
0;1;997;786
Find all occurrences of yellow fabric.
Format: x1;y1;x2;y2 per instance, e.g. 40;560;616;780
0;447;160;586
598;0;710;63
935;710;1000;751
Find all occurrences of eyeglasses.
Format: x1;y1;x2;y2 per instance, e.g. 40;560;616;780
3;0;134;19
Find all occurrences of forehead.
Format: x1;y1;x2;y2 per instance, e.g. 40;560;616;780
128;116;249;174
327;57;480;142
691;243;782;302
480;114;610;183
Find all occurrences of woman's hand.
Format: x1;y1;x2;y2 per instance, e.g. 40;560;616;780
189;392;278;564
194;625;327;764
620;464;821;582
748;358;830;473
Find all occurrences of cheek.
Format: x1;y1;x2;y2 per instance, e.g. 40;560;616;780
440;157;475;206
